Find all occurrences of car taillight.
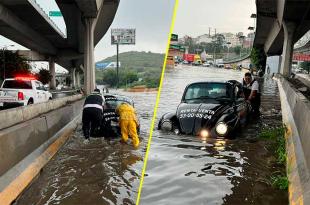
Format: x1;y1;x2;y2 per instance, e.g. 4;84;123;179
18;92;24;100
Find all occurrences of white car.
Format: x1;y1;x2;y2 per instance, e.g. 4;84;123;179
0;77;52;108
202;62;210;67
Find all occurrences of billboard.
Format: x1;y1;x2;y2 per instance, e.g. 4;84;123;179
111;28;135;45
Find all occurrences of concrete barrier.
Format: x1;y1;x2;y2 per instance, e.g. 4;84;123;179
0;94;83;130
0;98;84;205
277;76;310;204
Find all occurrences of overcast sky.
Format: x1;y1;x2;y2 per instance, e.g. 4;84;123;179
0;0;175;72
0;0;256;72
174;0;256;37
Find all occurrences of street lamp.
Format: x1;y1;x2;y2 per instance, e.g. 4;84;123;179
238;36;245;58
226;42;231;59
1;45;15;80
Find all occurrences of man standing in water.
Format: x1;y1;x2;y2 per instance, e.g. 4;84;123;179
116;102;140;148
82;88;104;143
242;72;261;116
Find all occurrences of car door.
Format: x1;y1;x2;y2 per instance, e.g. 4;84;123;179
39;82;49;102
234;85;247;117
34;81;44;103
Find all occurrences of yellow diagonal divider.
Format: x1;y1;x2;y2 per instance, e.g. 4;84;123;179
135;0;179;204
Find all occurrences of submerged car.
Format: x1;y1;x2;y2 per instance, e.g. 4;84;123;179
158;81;249;138
98;94;140;138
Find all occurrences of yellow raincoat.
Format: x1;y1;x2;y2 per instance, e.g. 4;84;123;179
116;103;139;148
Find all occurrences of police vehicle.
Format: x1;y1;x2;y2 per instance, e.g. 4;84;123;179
158;81;249;138
0;77;52;109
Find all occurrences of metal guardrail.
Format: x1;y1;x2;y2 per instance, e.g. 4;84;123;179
223;53;251;64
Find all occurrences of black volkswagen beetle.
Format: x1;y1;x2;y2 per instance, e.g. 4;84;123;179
98;94;140;138
158;81;249;138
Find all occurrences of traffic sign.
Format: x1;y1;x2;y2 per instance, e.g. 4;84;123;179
170;44;180;50
171;34;178;41
49;11;62;17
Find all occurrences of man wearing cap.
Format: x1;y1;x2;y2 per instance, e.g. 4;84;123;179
82;88;104;143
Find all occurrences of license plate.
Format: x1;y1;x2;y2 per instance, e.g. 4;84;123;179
111;121;118;126
0;102;3;106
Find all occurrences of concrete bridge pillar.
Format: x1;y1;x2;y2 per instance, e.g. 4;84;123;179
49;58;56;90
70;68;76;88
280;22;296;77
76;71;81;88
83;18;96;95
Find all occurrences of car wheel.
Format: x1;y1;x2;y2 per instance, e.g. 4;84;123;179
27;99;33;105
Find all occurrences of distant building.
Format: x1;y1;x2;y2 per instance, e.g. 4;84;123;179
195;34;213;44
222;32;241;47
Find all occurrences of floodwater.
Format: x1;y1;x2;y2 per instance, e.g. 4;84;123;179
139;65;288;205
16;90;157;205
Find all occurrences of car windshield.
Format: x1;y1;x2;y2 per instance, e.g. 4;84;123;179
104;96;134;109
2;80;32;89
183;83;232;102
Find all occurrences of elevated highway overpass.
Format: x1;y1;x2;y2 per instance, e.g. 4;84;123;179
254;0;310;76
0;0;119;94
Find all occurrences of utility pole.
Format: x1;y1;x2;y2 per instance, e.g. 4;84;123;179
116;42;119;89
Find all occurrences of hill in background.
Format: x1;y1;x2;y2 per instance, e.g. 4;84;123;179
95;51;165;88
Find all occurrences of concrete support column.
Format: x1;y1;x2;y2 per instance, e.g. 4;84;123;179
49;58;56;90
83;18;96;95
280;22;296;77
76;71;81;88
70;68;76;88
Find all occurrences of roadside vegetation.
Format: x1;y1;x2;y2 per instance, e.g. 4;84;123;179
95;51;164;88
259;126;288;190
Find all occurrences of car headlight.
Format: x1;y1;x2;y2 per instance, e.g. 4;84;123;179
215;122;228;136
200;129;209;138
161;120;172;131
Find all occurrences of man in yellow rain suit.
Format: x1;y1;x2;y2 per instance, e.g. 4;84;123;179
116;102;140;148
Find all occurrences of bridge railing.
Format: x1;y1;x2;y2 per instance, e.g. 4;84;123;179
223;52;251;64
29;0;66;38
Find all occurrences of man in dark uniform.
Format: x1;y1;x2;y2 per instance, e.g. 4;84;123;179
242;72;261;116
82;88;104;143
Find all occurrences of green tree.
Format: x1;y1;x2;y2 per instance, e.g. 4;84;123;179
233;46;241;55
300;61;310;74
36;69;52;85
102;69;118;86
0;50;31;81
250;46;266;70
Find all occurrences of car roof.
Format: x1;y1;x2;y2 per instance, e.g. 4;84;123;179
186;81;228;85
103;94;134;103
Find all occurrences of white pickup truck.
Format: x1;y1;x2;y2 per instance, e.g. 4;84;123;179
0;77;52;108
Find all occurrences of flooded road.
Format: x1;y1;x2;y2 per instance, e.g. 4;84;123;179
139;65;288;205
16;90;157;205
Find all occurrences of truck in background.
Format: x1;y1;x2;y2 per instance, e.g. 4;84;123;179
0;77;52;109
215;59;224;68
183;54;195;63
